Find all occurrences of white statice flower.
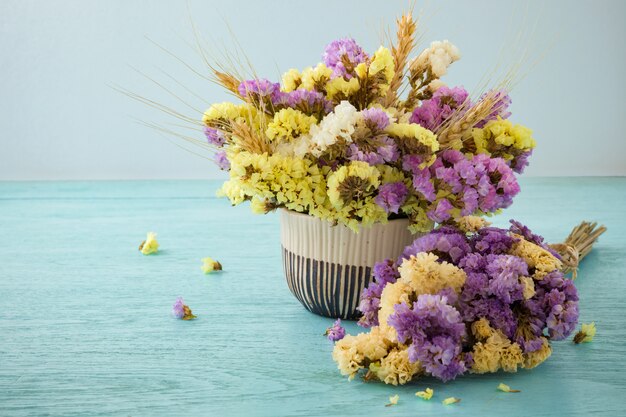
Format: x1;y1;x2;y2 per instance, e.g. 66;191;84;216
412;40;460;78
275;135;312;158
308;101;359;156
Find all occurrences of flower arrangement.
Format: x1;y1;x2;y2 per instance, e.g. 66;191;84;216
332;218;581;384
204;13;536;232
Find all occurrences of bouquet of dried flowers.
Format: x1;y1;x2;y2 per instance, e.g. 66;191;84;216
204;12;536;232
332;218;604;384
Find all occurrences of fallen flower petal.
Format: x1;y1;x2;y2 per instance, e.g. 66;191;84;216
172;297;197;320
139;232;159;255
201;257;223;274
497;383;520;393
385;394;399;407
573;322;596;344
415;387;434;400
442;397;461;405
324;319;346;342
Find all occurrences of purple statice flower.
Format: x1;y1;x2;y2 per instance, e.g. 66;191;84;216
346;136;399;165
357;282;383;327
375;182;409;214
388;295;468;382
475;89;512;128
525;271;579;340
512;150;532;174
373;258;401;284
325;319;346;342
322;38;368;79
471;227;518;255
276;89;333;115
402;227;471;264
517;336;544;353
204;127;226;147
461;295;518;338
485;254;528;304
357;259;399;327
457;252;527;338
428;198;454;223
410;86;470;132
471;153;520;212
402;155;436;201
238;78;282;102
214;151;230;171
172;297;185;319
361;108;390;131
508;219;561;258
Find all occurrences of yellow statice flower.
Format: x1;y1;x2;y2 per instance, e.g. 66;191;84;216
471;318;495;341
509;233;563;279
354;62;367;79
373;348;421;386
415;388;434;400
201;257;222;274
327;161;380;209
369;46;395;85
472;118;536;160
397;252;467;297
331;327;392;380
139;232;159;255
386;122;439;166
522;337;552;369
456;215;491;233
520;276;536;299
326;76;360;99
265;108;317;142
300;63;333;91
219;151;327;217
500;343;523;372
281;68;301;92
325;161;387;231
471;329;524;374
377;281;413;341
574;322;596;344
203;102;257;125
332;335;364;379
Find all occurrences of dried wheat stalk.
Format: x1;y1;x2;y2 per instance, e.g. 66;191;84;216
383;12;417;107
214;71;242;96
551;221;607;279
436;92;500;149
229;121;271;154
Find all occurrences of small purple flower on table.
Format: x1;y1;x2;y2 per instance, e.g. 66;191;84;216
325;319;346;342
172;297;197;320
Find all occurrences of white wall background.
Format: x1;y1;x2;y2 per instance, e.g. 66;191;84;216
1;0;625;180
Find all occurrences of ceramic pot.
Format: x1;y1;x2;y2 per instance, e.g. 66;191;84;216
279;209;414;319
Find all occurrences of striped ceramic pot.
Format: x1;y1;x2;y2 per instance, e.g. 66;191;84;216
280;209;414;320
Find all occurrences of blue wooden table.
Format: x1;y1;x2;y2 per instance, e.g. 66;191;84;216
1;178;625;416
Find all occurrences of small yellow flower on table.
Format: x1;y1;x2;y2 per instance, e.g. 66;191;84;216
139;232;159;255
201;257;223;274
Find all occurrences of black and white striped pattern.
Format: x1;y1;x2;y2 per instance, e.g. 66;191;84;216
282;246;372;320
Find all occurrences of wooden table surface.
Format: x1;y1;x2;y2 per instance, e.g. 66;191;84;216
1;178;625;416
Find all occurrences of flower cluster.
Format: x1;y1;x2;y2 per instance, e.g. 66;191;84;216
205;15;536;232
333;219;579;384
